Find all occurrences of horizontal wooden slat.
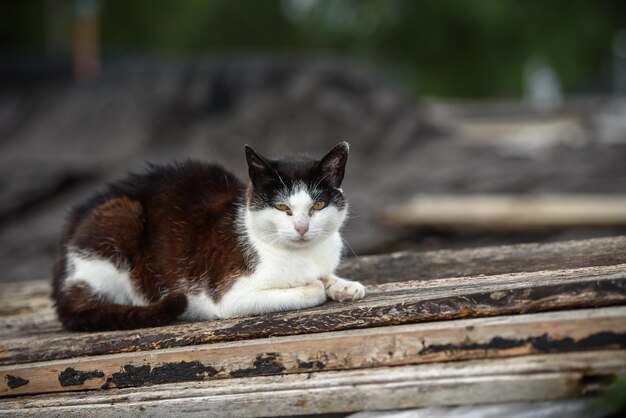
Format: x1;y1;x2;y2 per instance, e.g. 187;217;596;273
1;263;625;366
382;194;626;229
2;307;625;397
340;235;626;285
1;351;624;417
0;314;66;340
0;280;52;317
2;235;625;319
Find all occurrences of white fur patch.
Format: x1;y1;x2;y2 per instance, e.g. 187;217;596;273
217;277;327;319
183;292;219;320
183;184;350;320
180;185;349;320
64;250;148;306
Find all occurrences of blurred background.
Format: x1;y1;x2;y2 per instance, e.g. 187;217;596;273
2;0;626;283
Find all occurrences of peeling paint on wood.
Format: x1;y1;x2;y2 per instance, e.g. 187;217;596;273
102;361;219;389
297;359;326;371
230;353;286;378
58;368;104;387
2;307;625;397
2;236;626;408
5;375;28;389
419;331;626;355
2;351;625;417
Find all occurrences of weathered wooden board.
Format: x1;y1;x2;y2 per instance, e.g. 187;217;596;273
382;194;626;229
1;351;624;417
2;307;625;397
2;235;625;319
0;280;51;317
2;233;625;341
2;263;625;366
339;235;626;285
0;313;66;340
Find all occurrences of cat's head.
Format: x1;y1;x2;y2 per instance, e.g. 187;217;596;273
244;143;349;249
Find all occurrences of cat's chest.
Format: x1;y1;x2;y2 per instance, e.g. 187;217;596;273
253;244;339;287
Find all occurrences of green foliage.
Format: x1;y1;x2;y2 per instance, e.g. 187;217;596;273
589;374;626;416
2;0;625;97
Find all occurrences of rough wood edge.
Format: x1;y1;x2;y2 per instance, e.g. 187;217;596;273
1;264;625;366
2;235;625;316
2;307;625;397
1;350;624;417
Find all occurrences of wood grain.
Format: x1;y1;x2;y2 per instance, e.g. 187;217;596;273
338;235;626;285
0;280;52;317
1;307;625;397
2;263;625;366
1;350;624;417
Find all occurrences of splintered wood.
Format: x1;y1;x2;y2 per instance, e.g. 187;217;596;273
1;236;626;417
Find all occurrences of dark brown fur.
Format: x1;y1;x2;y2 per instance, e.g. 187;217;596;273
53;162;251;331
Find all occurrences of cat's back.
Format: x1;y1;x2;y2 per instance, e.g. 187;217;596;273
53;160;245;297
69;160;244;228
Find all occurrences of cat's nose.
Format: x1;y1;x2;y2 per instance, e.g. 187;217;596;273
294;222;309;236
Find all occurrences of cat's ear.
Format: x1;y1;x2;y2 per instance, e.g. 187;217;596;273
318;142;349;188
245;145;274;187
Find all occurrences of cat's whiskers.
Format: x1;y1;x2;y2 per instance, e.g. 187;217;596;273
341;237;358;258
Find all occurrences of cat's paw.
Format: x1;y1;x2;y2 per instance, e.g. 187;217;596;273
303;279;328;304
325;277;366;302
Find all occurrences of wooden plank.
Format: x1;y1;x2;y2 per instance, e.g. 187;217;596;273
2;235;625;319
339;235;626;285
0;280;52;317
2;307;625;396
2;233;625;341
382;194;626;229
1;263;625;366
1;351;624;417
0;314;65;340
332;400;601;418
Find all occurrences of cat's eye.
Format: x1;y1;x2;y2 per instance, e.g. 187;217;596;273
274;203;290;212
312;201;326;210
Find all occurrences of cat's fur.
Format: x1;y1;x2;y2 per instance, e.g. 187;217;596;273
52;142;365;331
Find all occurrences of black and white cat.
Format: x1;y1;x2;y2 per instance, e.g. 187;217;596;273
52;142;365;331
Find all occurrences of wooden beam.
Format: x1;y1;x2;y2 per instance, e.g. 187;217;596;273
382;194;626;229
339;235;626;285
0;280;52;317
1;263;625;366
1;351;624;417
2;236;625;319
2;307;625;397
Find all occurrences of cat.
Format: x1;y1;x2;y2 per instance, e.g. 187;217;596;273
52;142;365;331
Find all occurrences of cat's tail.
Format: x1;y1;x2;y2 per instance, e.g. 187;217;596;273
55;285;188;332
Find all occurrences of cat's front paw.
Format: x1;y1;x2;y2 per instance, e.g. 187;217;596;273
303;279;328;305
324;277;366;302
